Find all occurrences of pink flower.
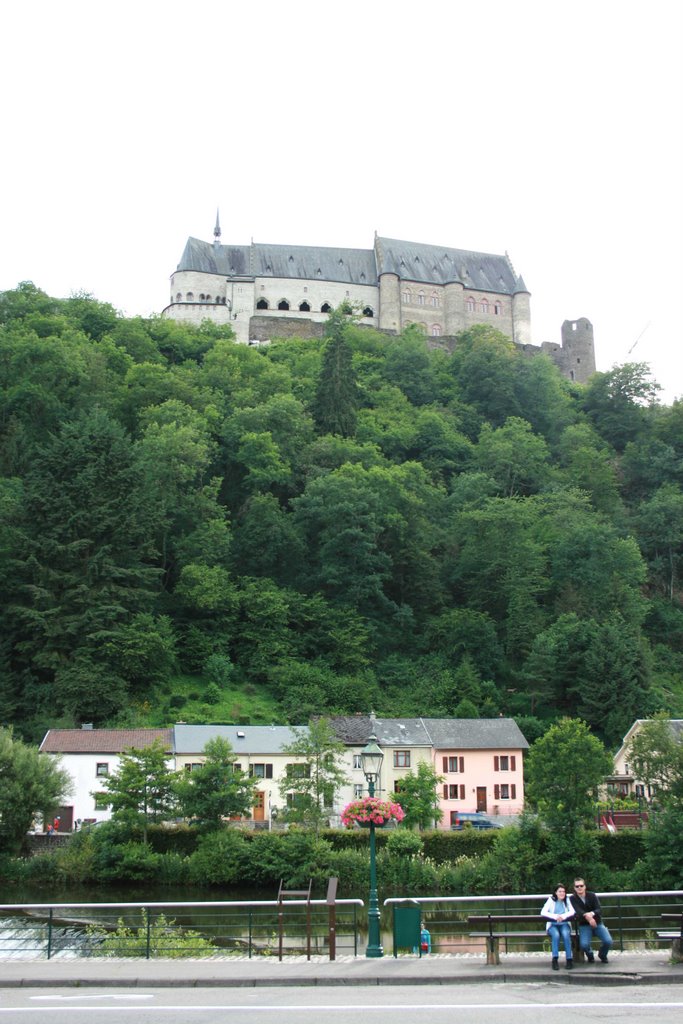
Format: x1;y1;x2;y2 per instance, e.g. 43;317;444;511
341;796;405;828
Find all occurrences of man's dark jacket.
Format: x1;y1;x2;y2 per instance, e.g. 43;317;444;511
571;890;604;925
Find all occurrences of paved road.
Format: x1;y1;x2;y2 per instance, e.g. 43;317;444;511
1;983;683;1024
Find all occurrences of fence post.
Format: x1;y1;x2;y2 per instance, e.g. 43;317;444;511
146;909;152;960
46;908;53;960
327;877;338;961
248;907;253;959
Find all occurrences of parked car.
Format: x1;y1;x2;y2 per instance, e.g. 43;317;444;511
451;812;503;830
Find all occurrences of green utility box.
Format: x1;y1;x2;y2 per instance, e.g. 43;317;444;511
392;904;422;957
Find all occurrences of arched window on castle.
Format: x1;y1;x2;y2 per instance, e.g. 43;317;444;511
417;291;425;305
176;293;182;302
257;298;269;310
206;296;212;303
402;289;411;304
199;294;205;301
278;299;290;310
215;296;221;303
186;292;194;301
362;306;374;318
321;302;332;313
466;296;475;312
494;302;502;315
431;324;441;337
480;298;489;313
299;301;311;312
430;292;439;307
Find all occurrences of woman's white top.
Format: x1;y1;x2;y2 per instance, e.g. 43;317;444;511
540;896;575;931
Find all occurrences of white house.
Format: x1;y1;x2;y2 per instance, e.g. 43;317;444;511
39;727;173;830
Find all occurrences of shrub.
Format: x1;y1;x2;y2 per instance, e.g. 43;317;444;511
188;829;249;886
88;910;217;958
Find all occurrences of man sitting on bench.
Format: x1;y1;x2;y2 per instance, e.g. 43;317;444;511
571;877;613;963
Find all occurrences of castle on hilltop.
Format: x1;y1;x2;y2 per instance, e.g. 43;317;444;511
162;216;596;383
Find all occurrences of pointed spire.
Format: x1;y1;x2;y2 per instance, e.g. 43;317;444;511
213;209;221;248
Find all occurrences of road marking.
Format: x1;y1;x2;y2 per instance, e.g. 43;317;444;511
31;995;154;1001
5;1001;683;1013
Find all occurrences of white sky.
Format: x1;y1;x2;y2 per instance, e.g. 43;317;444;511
1;0;681;402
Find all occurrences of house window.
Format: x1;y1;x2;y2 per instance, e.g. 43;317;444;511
286;762;311;779
95;763;109;777
249;763;273;779
494;755;516;772
443;756;465;773
353;754;362;769
286;793;307;808
184;762;203;772
233;763;242;773
494;783;516;800
394;750;411;768
93;793;110;810
354;784;364;798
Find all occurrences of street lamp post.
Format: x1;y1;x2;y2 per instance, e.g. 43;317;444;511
360;731;384;958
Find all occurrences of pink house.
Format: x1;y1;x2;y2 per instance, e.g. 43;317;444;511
423;718;528;823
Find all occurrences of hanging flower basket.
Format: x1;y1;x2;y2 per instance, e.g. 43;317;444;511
341;796;405;829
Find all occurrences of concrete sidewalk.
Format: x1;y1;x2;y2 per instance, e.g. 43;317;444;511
1;951;682;989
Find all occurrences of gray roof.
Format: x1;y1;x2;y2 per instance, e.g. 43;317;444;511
176;234;522;294
375;237;519;293
172;724;305;755
421;718;529;750
327;716;529;750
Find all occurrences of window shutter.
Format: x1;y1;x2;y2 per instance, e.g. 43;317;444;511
459;756;465;773
494;756;499;771
443;757;448;773
494;784;500;800
511;784;517;799
460;784;465;800
443;784;448;800
511;755;516;772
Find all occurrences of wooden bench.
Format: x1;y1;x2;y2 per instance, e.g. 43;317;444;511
468;914;552;965
657;912;683;963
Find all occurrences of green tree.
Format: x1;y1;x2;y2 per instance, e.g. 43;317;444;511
396;760;443;829
175;737;255;830
525;718;611;857
279;718;349;830
311;306;359;437
626;715;683;807
0;727;71;854
100;742;176;842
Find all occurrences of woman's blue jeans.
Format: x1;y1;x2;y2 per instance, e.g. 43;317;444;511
547;922;573;959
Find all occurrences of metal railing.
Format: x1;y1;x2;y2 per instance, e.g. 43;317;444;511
0;898;364;960
385;890;683;957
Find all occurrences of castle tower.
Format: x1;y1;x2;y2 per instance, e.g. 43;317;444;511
512;276;531;345
444;271;465;336
560;318;596;382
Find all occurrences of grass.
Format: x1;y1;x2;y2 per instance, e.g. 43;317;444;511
128;674;283;727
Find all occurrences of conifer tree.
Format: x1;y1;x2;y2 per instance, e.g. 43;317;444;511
312;305;359;437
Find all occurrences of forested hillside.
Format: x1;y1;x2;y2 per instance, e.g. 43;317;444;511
1;283;682;747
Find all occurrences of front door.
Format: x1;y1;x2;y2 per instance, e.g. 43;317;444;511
476;787;487;812
253;790;265;821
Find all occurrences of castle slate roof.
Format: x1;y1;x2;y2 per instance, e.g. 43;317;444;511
177;234;521;294
173;723;303;755
375;237;519;293
40;728;172;754
326;716;528;750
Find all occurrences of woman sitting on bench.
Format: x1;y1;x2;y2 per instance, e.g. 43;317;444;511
541;883;575;970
